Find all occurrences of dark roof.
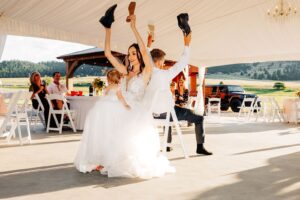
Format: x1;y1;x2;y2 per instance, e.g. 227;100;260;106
57;47;123;59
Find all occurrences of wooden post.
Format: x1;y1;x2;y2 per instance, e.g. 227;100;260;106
203;68;207;109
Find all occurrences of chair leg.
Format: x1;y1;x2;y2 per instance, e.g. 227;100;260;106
162;112;171;155
46;113;51;133
171;110;189;159
16;119;23;145
68;113;77;132
59;114;64;134
25;117;31;143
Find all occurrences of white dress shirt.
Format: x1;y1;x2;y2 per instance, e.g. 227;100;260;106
47;82;68;95
143;46;190;114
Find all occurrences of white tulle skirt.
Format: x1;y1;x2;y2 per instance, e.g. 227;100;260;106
74;96;175;179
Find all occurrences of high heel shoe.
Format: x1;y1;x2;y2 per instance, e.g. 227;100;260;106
126;2;136;22
177;13;191;36
99;4;117;28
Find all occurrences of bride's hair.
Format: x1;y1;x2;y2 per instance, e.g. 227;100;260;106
127;43;145;75
107;69;121;84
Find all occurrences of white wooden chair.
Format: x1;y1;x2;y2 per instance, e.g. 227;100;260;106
10;91;32;144
207;98;221;116
0;91;20;144
30;94;46;130
46;94;76;134
237;97;255;119
270;97;284;122
150;90;188;158
253;97;270;122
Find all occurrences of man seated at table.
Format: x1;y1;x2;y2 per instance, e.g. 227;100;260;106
47;72;68;110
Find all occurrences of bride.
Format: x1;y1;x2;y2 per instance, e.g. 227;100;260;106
74;14;175;179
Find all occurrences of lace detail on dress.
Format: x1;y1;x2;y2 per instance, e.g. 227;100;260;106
121;75;145;102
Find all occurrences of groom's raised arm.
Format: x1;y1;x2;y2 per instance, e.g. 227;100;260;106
167;33;191;80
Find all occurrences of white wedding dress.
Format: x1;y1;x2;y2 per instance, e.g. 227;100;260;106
74;75;175;179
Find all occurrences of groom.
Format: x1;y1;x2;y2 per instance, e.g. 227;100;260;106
144;33;212;156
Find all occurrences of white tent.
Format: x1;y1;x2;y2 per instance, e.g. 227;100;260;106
0;0;300;67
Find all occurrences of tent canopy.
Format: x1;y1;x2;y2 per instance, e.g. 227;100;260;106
1;0;300;67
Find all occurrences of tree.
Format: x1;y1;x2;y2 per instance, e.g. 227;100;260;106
273;82;285;90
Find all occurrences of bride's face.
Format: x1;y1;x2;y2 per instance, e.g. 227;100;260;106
128;46;140;68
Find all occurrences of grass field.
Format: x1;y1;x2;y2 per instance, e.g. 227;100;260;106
1;77;299;102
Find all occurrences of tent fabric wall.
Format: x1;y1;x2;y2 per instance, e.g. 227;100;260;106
0;0;300;67
0;35;6;60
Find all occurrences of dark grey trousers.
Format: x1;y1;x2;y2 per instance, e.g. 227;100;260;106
154;106;205;144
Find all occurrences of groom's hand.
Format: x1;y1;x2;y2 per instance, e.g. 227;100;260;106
184;32;191;46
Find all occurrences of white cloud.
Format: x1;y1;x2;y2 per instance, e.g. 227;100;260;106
1;35;93;63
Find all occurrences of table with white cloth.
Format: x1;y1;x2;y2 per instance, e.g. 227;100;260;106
66;96;101;130
282;97;300;123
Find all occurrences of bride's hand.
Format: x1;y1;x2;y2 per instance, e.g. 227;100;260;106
128;15;136;29
125;104;131;110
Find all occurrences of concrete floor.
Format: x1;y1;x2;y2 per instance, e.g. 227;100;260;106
0;114;300;200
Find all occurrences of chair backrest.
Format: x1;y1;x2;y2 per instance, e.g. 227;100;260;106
46;94;69;111
0;91;21;135
270;97;281;110
17;91;33;113
241;97;255;108
34;94;45;111
208;97;221;103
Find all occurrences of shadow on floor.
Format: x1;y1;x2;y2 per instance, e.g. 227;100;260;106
234;143;300;155
0;163;145;198
192;152;300;200
205;121;299;135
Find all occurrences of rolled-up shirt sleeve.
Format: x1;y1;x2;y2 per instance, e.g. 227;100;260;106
167;46;190;80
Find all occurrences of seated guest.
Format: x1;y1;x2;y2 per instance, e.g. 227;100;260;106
170;81;177;98
175;77;189;108
29;71;50;127
47;72;68;110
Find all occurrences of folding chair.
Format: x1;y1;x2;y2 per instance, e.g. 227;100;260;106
207;98;221;116
270;97;284;122
237;97;255;119
46;94;76;134
253;97;270;122
11;91;32;144
30;94;46;130
0;91;20;144
150;90;188;158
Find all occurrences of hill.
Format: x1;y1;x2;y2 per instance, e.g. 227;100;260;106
207;61;300;81
0;60;110;78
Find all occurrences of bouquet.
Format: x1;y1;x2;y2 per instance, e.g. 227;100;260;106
92;77;106;95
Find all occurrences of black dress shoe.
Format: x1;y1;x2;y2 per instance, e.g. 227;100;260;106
99;4;117;28
166;147;173;152
177;13;191;36
196;144;213;155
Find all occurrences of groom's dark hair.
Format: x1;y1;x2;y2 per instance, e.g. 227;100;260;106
150;48;166;62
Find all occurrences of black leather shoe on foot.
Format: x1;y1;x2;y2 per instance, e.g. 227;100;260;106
166;147;173;152
99;4;117;28
177;13;191;36
196;144;212;155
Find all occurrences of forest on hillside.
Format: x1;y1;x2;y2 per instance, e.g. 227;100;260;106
0;60;110;78
207;61;300;80
1;60;300;80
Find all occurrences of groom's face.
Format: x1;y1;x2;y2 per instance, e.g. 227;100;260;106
155;57;165;69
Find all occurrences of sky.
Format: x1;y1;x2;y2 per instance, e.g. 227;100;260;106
0;35;93;63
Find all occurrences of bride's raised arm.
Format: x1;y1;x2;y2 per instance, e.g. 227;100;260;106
128;15;152;84
104;28;128;74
